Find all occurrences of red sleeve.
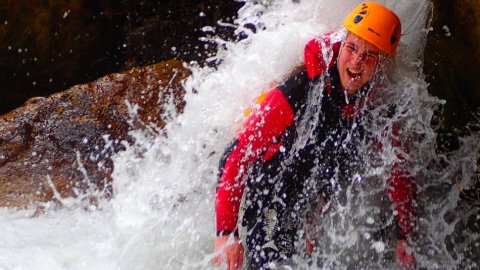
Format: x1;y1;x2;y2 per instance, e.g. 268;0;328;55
387;127;416;238
215;89;295;235
304;33;342;79
304;38;325;79
388;164;415;237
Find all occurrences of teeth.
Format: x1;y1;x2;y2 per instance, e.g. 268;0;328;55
348;68;361;75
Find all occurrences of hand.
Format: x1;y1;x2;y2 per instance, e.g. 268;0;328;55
396;239;415;269
213;235;244;270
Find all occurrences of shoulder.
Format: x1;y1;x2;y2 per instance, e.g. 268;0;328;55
304;31;343;79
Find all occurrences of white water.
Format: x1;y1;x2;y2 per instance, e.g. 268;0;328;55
1;0;479;269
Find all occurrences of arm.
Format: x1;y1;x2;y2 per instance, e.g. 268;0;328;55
215;88;295;235
387;126;416;268
214;88;295;268
387;164;415;239
388;164;416;269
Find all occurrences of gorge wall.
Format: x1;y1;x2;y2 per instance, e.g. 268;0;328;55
0;0;242;114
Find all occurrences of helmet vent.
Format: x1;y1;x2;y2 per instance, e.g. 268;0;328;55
354;15;363;24
391;28;398;45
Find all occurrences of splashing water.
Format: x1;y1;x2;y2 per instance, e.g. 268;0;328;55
1;0;479;269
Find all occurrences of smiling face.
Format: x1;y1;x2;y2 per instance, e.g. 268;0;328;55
337;32;385;96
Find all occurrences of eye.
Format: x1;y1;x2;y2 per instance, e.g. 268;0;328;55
366;52;380;62
345;44;355;52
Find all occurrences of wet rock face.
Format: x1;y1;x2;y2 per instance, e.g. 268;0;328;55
0;1;125;115
0;0;242;115
121;1;243;69
0;59;190;208
425;0;480;128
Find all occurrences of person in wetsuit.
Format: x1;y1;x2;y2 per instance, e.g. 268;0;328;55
213;2;415;269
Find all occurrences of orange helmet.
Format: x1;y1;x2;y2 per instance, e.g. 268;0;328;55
343;2;401;55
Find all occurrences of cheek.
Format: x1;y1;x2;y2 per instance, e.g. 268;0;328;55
338;52;351;65
337;57;345;71
362;63;377;78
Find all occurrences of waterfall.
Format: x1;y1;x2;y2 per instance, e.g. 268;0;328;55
1;0;478;269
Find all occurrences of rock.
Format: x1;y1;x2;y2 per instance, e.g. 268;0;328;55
425;0;480;128
0;59;191;208
0;1;125;114
121;1;243;69
425;0;480;200
0;1;242;115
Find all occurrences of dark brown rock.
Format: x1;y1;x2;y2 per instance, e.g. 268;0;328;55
0;1;126;114
425;0;480;128
0;1;243;115
425;0;480;201
0;59;191;208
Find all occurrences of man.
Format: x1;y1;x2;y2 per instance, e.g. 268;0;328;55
213;2;415;269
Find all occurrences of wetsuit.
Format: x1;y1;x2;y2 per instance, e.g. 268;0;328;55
215;33;415;269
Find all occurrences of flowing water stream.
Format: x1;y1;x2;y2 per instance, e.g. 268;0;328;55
1;0;479;269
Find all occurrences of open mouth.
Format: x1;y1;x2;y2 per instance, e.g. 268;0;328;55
346;68;362;80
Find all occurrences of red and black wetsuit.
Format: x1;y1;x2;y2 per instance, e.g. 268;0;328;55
215;33;415;268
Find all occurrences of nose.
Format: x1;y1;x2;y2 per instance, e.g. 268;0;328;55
351;51;367;67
